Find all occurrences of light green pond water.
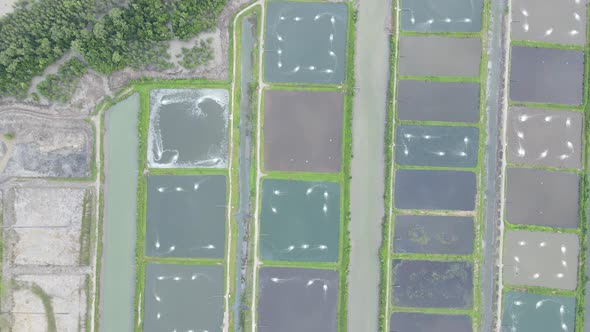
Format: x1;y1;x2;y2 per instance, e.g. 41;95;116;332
99;94;139;332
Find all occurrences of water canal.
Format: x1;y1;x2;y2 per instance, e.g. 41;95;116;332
349;0;391;330
100;94;140;331
234;12;256;332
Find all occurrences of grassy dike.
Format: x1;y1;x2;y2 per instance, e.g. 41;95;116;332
378;1;398;330
379;1;491;331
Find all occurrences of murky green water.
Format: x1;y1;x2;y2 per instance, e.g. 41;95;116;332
143;264;224;332
100;94;139;331
264;1;348;84
502;291;575;332
148;89;229;168
260;179;340;262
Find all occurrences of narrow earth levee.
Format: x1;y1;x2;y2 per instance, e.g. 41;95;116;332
348;0;392;331
482;0;507;330
234;12;256;332
99;94;140;332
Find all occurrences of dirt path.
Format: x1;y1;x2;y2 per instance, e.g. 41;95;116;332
383;2;400;331
348;0;392;331
495;2;512;331
250;0;267;330
481;0;508;330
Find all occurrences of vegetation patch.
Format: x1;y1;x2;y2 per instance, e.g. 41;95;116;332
178;38;214;70
37;58;88;103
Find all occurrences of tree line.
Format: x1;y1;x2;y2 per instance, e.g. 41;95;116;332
0;0;226;97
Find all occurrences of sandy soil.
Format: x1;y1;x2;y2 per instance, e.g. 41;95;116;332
11;274;88;332
0;181;94;332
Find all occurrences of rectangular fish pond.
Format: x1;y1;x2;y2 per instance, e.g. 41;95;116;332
148;89;229;168
398;36;482;77
390;312;472;332
394;169;477;211
395;124;479;168
503;230;579;290
264;89;343;173
511;0;587;45
258;266;338;332
400;0;484;33
501;291;576;332
264;1;348;84
509;46;584;105
145;174;227;259
397;80;480;123
391;259;473;309
507;107;583;169
393;215;474;255
143;263;224;332
260;179;340;262
505;167;579;228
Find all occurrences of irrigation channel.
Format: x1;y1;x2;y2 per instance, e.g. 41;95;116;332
349;0;392;332
100;94;140;332
234;12;256;332
482;0;507;329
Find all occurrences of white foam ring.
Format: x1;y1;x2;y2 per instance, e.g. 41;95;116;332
147;89;229;169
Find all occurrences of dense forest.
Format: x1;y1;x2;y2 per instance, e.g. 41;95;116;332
0;0;226;97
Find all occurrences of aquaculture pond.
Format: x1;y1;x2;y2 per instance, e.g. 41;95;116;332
393;215;474;255
260;179;340;262
143;264;224;332
400;0;484;33
391;259;473;308
397;80;480;123
148;89;229;168
398;36;482;77
145;174;226;259
258;267;338;332
394;169;476;211
512;0;587;45
507;107;583;169
505;167;579;228
390;312;472;332
510;46;584;105
264;89;343;173
503;230;579;290
100;94;139;332
264;1;348;84
395;124;479;167
501;291;576;332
